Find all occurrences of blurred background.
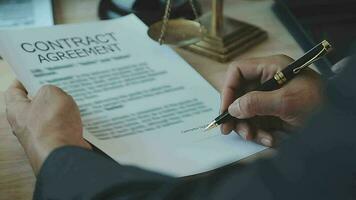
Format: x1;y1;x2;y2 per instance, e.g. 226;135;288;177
2;0;355;75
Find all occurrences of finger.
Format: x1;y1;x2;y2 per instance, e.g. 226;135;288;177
221;55;293;113
5;80;31;129
11;80;27;92
228;55;293;84
254;129;273;147
220;119;235;135
221;55;293;135
5;80;29;102
250;116;284;132
220;76;239;135
34;85;71;102
234;121;253;140
5;80;30;109
228;90;283;119
220;65;241;113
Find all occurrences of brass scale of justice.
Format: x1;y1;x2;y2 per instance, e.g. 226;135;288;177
147;0;267;62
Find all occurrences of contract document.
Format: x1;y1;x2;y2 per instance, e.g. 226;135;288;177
0;15;265;176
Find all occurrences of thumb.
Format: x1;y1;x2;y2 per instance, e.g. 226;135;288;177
5;80;30;126
228;90;283;119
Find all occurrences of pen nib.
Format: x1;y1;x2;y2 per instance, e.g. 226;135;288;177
204;121;218;132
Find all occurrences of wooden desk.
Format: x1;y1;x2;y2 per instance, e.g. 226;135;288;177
0;0;304;199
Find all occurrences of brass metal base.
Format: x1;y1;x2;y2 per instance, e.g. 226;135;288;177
184;13;268;62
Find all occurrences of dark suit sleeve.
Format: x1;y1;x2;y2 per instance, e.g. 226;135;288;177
34;57;356;200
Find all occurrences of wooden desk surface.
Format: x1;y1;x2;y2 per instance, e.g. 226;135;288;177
0;0;304;199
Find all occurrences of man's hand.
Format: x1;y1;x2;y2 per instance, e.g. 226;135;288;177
5;81;91;175
221;55;324;147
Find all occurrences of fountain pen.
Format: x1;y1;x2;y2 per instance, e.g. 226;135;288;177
204;40;332;131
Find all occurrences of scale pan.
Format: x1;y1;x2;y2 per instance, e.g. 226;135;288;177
148;19;203;47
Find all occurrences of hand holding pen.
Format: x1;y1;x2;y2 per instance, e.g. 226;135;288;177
205;41;332;147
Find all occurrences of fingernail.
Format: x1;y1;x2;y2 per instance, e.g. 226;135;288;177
239;131;247;140
261;138;272;147
228;98;241;117
220;125;227;135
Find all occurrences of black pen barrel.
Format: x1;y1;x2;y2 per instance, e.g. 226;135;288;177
282;42;327;80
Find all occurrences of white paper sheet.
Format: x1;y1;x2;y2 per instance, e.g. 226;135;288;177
0;15;265;177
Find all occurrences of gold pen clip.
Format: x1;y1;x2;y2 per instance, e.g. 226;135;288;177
293;40;332;74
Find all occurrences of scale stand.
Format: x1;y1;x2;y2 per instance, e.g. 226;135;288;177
184;0;267;62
